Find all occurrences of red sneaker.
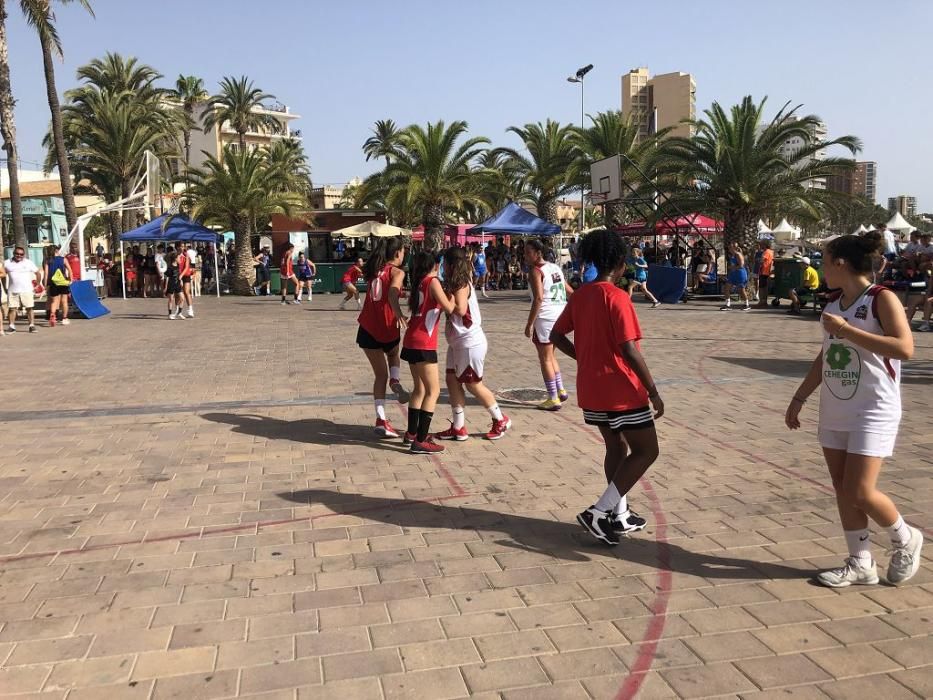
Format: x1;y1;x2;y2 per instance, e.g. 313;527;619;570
374;418;399;439
484;416;512;440
402;431;416;445
434;422;469;441
49;318;56;328
410;437;445;454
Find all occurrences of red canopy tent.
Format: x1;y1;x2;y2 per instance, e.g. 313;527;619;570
616;213;723;236
410;223;500;246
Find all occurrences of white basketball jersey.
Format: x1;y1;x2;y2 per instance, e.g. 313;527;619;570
532;262;567;319
819;285;901;433
445;286;485;349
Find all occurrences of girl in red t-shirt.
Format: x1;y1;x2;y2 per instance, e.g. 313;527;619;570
400;251;456;454
356;238;411;438
339;258;364;310
550;230;664;547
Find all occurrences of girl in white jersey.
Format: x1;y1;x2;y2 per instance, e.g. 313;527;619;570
524;239;573;410
786;232;922;588
433;247;512;441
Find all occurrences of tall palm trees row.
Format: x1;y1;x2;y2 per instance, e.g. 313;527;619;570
357;98;862;257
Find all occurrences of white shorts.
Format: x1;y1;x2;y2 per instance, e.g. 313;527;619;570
446;339;487;384
8;292;35;310
818;428;897;458
533;314;561;345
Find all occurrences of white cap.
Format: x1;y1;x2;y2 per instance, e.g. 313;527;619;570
800;257;811;265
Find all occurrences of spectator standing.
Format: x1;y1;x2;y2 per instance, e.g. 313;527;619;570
43;244;72;327
4;246;42;333
254;247;271;296
754;240;775;308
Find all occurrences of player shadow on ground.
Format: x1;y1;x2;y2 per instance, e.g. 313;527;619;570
277;488;808;581
200;413;409;453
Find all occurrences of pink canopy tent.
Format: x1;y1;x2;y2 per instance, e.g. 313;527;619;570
410;223;501;246
616;213;723;236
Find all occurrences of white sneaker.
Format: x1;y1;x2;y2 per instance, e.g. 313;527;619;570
815;557;879;588
292;299;301;305
919;322;931;332
338;301;346;310
169;312;177;320
186;308;194;318
887;526;923;585
61;318;71;326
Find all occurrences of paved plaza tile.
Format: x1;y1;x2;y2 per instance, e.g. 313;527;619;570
0;292;931;699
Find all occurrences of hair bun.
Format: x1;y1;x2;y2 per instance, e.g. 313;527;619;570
861;231;883;252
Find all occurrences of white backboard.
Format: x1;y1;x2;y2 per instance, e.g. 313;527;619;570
590;154;622;203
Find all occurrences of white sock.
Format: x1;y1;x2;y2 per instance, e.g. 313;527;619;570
389;366;401;382
487;403;503;421
843;528;873;566
887;515;911;547
604;482;628;516
374;400;386;421
594;483;618;513
452;406;465;429
724;298;731;307
296;292;302;301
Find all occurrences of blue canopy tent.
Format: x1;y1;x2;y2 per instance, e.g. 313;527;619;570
467;202;561;237
119;214;221;299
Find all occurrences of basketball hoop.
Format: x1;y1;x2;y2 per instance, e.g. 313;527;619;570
589;192;608;206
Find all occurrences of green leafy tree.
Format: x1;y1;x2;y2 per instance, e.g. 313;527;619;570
264;137;311;197
649;96;860;259
170;74;207;176
186;147;303;294
20;0;94;236
364;120;489;249
202;76;280;150
362;119;402;168
0;0;26;246
496;119;579;224
572;110;668;228
50;53;178;239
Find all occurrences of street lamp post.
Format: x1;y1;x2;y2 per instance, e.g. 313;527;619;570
567;64;593;234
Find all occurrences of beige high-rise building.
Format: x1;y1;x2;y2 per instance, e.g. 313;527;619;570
621;67;696;140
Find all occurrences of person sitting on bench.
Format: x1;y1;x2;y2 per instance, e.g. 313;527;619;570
787;257;820;315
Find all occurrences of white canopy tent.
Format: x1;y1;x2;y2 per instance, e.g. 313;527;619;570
771;218;800;241
886;212;913;232
332;221;412;238
852;224;868;235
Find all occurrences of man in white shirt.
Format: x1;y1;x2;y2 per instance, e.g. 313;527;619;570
3;246;42;333
879;224;898;261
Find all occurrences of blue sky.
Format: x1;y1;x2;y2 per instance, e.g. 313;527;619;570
7;0;933;211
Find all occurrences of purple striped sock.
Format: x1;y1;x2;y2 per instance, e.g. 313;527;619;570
555;372;564;391
545;379;558;399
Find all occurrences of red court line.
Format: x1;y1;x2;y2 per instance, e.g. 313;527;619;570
552;412;672;700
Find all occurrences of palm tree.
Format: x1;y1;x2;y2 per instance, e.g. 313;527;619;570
362;119;401;168
377;120;489;250
51;54;178;239
649;96;860;258
170;74;207;175
0;0;26;247
470;149;531;221
572;111;669;228
496;119;579;223
186;147;302;294
202;76;280;150
20;0;94;236
264;137;311;195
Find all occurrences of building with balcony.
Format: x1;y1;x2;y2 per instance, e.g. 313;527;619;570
888;195;917;218
310;178;362;210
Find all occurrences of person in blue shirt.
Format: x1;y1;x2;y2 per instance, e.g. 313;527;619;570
472;243;489;298
626;247;659;307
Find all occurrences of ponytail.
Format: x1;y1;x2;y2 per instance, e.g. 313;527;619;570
408;250;436;313
362;235;405;281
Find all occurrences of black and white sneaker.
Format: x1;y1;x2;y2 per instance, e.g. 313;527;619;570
719;304;731;311
576;507;620;546
609;510;647;535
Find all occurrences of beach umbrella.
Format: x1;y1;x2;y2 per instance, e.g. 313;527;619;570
332;221;412;238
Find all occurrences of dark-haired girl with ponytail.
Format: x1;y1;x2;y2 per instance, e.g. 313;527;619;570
787;232;922;588
356;237;411;438
401;251;456;454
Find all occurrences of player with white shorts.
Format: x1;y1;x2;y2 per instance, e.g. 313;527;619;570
434;247;511;441
523;239;573;410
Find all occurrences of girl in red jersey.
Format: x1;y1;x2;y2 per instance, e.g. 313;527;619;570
280;243;299;305
339;258;364;310
357;238;411;437
550;230;664;546
401;250;456;454
434;247;511;442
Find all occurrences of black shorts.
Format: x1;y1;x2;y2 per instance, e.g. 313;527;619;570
255;266;270;283
166;279;182;295
794;287;815;298
401;347;438;364
48;284;70;298
297;275;311;282
356;325;400;353
582;406;654;432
